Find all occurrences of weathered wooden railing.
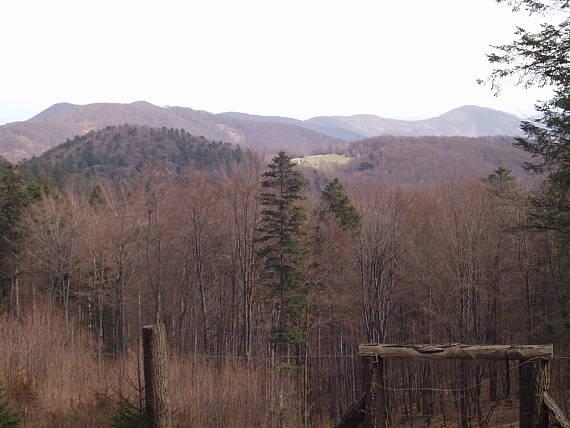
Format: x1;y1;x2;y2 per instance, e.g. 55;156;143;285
336;343;569;428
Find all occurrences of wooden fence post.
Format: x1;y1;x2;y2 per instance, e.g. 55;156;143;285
341;343;564;428
519;359;549;428
143;324;172;428
362;356;387;428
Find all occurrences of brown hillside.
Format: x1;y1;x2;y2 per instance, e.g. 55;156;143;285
0;102;342;162
305;106;523;139
226;105;524;140
329;135;531;184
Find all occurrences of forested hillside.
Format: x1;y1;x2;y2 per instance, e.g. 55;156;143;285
0;0;567;424
22;125;250;182
0;147;568;426
288;135;531;186
18;126;531;187
338;135;531;184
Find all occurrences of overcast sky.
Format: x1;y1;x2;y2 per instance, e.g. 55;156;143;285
0;0;557;125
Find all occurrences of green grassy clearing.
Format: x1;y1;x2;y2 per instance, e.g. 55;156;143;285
292;154;352;167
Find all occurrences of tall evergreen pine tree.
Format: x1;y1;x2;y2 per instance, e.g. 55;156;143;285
0;163;38;300
486;0;569;328
486;0;569;243
257;152;308;349
318;178;361;233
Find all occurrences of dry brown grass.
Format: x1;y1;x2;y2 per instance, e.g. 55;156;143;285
0;301;304;427
3;301;569;427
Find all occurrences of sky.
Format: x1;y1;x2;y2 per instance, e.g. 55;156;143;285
0;0;558;125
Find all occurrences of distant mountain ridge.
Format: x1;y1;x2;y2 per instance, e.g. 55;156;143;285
30;102;79;120
0;102;341;162
221;105;523;140
0;102;522;162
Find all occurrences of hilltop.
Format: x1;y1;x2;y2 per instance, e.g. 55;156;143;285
30;102;79;120
23;125;251;182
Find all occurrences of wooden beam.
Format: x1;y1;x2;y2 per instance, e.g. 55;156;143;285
542;391;570;428
358;344;553;360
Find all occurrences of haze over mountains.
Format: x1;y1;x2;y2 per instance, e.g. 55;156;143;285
0;101;522;162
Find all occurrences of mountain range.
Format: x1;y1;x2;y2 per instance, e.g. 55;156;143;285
221;105;523;140
0;102;523;162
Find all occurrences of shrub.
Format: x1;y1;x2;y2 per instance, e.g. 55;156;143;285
0;386;20;428
109;394;146;428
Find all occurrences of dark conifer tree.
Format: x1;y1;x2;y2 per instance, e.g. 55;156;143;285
318;178;361;233
483;166;517;195
257;152;308;350
0;385;20;428
0;163;37;300
486;0;570;330
486;0;569;243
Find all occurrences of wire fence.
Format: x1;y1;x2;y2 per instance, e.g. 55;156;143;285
1;346;570;427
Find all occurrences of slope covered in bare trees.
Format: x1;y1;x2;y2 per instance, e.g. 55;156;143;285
0;146;567;426
338;135;532;184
